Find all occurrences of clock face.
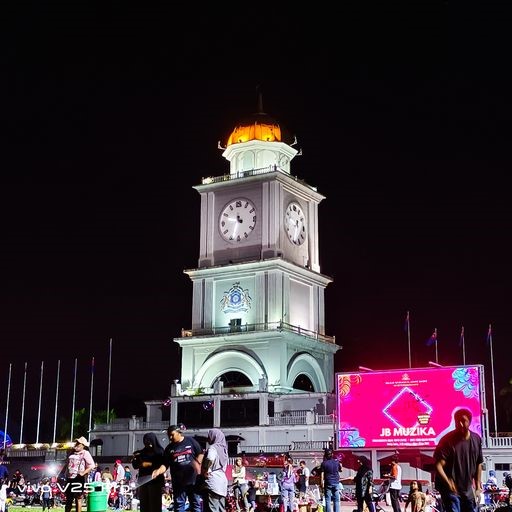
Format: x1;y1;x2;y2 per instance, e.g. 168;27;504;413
285;201;306;245
219;198;257;243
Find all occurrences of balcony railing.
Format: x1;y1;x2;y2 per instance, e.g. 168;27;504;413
93;410;335;433
291;441;331;450
239;445;292;454
181;321;335;344
92;422;131;431
269;410;308;426
201;165;315;192
488;436;512;448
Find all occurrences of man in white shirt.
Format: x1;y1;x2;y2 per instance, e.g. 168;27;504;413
114;460;125;484
384;456;402;512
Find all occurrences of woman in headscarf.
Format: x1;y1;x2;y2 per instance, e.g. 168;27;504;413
132;432;166;512
354;456;375;512
201;428;228;512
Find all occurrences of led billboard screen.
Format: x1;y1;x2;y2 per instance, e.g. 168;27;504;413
336;365;484;449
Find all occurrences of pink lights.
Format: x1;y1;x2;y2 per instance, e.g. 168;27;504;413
336;365;484;448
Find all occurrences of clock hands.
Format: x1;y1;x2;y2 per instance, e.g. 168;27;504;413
287;216;301;241
220;199;256;242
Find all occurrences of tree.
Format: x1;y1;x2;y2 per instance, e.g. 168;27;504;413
58;408;117;441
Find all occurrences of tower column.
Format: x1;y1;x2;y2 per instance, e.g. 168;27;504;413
259;392;269;425
213;396;221;427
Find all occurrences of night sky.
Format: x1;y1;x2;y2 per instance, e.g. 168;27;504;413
1;5;511;442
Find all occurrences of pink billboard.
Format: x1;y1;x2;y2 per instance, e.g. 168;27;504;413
336;365;484;449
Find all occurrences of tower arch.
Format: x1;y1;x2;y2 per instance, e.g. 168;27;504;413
193;349;266;389
287;352;327;392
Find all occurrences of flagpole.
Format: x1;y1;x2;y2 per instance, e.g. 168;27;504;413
461;326;466;366
70;358;77;442
3;363;12;450
435;328;439;364
488;324;498;434
88;356;95;439
53;360;61;445
107;338;112;423
36;361;44;444
406;311;411;368
19;362;27;444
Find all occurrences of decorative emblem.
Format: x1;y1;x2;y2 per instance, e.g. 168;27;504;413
220;282;252;313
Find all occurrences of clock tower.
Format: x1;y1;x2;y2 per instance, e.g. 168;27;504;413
175;103;340;395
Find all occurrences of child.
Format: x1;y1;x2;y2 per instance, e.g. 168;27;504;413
247;480;257;512
40;478;52;512
404;481;426;512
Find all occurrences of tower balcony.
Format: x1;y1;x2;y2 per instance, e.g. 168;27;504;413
180;320;335;344
200;164;314;191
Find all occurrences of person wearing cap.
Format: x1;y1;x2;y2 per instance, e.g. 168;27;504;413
152;424;203;512
113;460;126;510
486;470;498;487
114;460;125;484
64;436;95;512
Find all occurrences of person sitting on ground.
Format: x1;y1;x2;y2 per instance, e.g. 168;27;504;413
486;470;498;487
102;467;114;483
404;481;426;512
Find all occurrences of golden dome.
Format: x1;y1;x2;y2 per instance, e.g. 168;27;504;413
225;112;293;147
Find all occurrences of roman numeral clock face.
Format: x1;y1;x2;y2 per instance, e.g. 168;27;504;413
285;201;306;245
219;198;257;242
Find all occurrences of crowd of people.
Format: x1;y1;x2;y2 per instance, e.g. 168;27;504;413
0;410;511;512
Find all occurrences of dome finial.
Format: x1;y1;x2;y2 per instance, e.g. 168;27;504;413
256;84;264;114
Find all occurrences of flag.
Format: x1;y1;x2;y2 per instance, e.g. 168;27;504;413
459;326;464;347
426;328;437;346
486;324;492;345
404;311;410;332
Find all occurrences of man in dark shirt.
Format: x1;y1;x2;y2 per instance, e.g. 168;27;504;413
320;449;342;512
434;408;483;512
153;424;203;512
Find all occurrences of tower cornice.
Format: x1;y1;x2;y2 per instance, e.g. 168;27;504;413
184;256;332;286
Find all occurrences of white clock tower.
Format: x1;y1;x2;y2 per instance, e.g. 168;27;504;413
175;103;340;396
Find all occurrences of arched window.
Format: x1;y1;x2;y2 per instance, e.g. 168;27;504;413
215;371;252;388
292;374;315;392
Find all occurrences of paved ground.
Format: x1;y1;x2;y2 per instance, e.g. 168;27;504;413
338;502;392;512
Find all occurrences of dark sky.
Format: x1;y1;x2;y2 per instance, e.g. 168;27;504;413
1;5;512;441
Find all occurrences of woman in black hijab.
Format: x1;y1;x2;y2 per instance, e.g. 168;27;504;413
354;456;375;512
132;432;166;512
